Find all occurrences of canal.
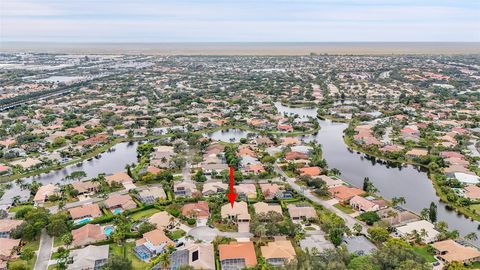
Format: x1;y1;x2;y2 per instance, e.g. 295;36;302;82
275;102;480;245
0;141;138;206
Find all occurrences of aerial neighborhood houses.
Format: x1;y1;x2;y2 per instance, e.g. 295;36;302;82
0;53;479;270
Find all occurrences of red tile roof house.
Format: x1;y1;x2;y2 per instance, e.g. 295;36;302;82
0;238;20;262
33;184;60;206
219;241;257;270
0;165;12;176
260;184;281;200
0;219;23;238
277;124;294;132
105;172;134;189
242;164;265;175
104;194;137;214
71;224;106;247
285;151;308;161
182;201;210;226
71;180;100;195
328;186;366;203
349;196;380;212
68;204;102;224
298;167;321;177
134;229;174;261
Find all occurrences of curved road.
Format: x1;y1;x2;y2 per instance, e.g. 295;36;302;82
274;163;368;234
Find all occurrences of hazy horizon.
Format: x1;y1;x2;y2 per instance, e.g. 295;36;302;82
2;41;480;55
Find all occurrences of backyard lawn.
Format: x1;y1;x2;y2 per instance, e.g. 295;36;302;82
334;203;355;214
109;242;148;269
411;245;436;263
129;208;160;221
169;229;186;240
8;240;40;270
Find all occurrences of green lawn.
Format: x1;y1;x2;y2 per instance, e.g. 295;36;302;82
169;229;185;240
8;240;40;270
8;204;33;213
109;242;148;270
128;208;160;221
411;245;436;263
334;203;355;214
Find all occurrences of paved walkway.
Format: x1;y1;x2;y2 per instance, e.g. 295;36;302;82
274;163;368;234
33;229;53;270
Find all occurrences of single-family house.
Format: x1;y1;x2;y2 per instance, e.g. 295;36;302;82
167;242;215;270
135;187;167;204
261;239;296;266
72;224;106;247
67;244;109;270
33;184;59;205
68;204;102;224
396;220;439;243
287;204;317;222
218;241;257;270
104;194;137;214
134;229;174;261
0;219;23;238
432;239;480;264
174;182;197;197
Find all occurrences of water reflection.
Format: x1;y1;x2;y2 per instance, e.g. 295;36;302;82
275;103;480;245
0;141;138;206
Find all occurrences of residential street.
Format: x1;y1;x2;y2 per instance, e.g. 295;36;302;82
33;229;53;270
274;163;368;234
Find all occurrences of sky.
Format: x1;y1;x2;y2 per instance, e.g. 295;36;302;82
1;0;479;42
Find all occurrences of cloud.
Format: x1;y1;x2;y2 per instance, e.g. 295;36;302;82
1;0;479;42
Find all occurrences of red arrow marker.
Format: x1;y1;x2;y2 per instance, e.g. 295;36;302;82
227;166;237;208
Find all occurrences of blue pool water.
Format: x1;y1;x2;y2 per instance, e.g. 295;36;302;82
104;226;114;236
113;208;122;215
75;218;92;225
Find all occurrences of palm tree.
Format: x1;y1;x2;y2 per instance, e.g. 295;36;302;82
436;221;448;232
158;253;171;270
465;232;478;242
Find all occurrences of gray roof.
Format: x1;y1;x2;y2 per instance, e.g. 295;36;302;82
299;234;334;253
68;245;109;270
343;236;377;256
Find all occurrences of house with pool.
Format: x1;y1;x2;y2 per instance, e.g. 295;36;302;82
134;229;174;261
104;194;137;214
68;204;102;225
72;224;106;247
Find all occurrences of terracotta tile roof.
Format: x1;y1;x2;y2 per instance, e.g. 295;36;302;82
140;229;174;247
298;167;321;177
68;204;102;220
0;238;20;259
104;194;137;210
105;172;133;185
261;240;296;261
218;241;257;267
182;201;210;219
149;211;174;229
328;186;366;201
432;240;480;263
285;151;308;160
0;219;23;233
72;224;106;246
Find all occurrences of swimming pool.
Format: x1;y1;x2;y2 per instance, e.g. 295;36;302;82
112;208;122;215
75;217;92;225
104;226;114;236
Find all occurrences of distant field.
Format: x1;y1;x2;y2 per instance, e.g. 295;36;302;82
2;42;480;55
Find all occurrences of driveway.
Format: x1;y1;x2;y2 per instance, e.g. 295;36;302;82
188;226;220;242
274;164;368;234
188;226;253;242
33;229;53;270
